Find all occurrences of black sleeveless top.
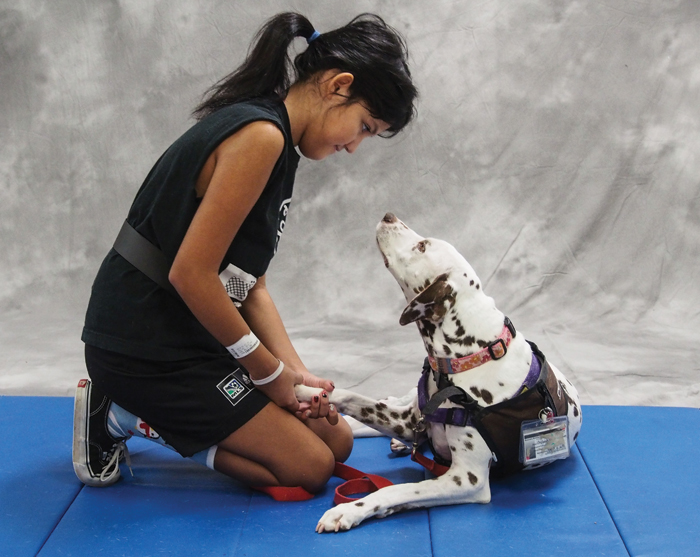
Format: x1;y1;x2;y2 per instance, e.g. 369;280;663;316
82;98;300;361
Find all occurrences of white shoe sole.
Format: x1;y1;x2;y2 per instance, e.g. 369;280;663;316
72;379;121;487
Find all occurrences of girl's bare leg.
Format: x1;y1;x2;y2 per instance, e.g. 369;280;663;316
214;402;352;493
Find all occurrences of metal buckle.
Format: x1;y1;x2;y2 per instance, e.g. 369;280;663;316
488;338;507;360
413;417;427;434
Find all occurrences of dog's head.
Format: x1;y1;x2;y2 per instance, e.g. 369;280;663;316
376;213;481;306
377;213;502;356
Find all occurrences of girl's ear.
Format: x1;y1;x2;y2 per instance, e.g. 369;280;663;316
321;71;355;98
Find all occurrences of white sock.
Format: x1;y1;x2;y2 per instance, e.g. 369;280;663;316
189;446;218;470
108;402;217;469
107;402;174;451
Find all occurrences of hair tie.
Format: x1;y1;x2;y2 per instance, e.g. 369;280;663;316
307;30;321;44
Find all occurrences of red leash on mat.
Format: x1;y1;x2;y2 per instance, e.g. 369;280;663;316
253;462;394;504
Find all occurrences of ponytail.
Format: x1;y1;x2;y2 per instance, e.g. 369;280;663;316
193;13;315;119
194;12;417;136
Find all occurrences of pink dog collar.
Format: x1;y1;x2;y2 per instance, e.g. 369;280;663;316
429;318;515;374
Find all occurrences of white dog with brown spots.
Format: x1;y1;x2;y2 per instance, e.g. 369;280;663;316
296;213;582;533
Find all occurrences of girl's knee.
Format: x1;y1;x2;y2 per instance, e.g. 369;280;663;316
330;421;354;463
302;444;336;493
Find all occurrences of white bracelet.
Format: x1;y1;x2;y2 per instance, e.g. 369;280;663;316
226;332;260;359
250;360;285;386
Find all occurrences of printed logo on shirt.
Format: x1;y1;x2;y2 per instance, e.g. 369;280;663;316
217;369;253;407
275;197;292;253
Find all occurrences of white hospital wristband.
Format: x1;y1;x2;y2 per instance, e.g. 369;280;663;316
250;360;285;386
226;332;260;360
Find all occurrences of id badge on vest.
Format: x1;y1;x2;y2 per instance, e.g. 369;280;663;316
519;408;570;466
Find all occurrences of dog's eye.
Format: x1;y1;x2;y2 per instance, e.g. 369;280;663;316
414;240;429;253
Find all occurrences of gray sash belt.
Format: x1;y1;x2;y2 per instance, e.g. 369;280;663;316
113;220;178;296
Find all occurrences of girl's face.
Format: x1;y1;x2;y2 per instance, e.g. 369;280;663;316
298;73;390;160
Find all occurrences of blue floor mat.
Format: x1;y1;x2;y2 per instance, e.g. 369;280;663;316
577;405;700;557
2;397;698;556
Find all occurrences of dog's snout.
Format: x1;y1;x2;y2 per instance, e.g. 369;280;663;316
383;213;398;223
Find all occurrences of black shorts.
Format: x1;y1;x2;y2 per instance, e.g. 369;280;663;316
85;344;270;457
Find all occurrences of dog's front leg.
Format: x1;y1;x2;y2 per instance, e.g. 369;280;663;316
316;426;493;533
295;385;421;445
316;462;491;532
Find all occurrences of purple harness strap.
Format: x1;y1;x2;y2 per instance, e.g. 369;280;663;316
418;351;542;427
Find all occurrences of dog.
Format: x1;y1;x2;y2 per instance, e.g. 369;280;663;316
296;213;582;533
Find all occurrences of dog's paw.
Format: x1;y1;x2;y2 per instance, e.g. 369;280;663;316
294;384;323;403
390;438;411;455
316;505;364;533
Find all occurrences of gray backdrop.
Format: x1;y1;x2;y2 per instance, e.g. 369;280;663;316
2;0;699;406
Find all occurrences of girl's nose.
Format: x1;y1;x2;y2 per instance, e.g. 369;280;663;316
344;137;364;154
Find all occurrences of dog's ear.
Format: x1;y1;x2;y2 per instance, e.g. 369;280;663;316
400;273;454;326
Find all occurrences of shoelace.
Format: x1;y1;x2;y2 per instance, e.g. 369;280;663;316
99;441;133;482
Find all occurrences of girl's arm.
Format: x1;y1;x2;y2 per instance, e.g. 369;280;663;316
169;120;301;412
239;274;334;390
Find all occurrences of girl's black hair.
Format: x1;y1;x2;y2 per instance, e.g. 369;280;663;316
193;12;417;136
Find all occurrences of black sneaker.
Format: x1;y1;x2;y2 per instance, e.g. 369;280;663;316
72;379;130;487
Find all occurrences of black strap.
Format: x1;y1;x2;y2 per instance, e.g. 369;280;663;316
421;385;473;418
113;220;178;297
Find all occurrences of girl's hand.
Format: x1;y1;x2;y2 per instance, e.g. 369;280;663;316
295;373;338;425
254;364;303;413
295;389;339;426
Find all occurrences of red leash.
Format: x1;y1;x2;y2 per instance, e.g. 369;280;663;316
410;447;450;476
252;461;394;504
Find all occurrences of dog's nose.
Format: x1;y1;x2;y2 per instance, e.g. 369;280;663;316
382;213;397;223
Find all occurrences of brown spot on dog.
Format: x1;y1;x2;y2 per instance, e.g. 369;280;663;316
466;432;473;438
499;382;504;387
450;446;456;452
464;441;473;451
574;431;579;442
480;389;493;404
454;325;466;337
401;410;411;419
443;344;452;355
468;472;478;485
573;405;579;417
422;321;437;338
393;425;405;436
376;402;387;410
410;414;418;425
374;505;380;512
476;284;480;290
452;476;462;486
470;386;481;398
388;505;410;515
355;502;364;507
391;411;400;419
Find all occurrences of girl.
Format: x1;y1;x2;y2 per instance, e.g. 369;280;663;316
74;12;417;493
